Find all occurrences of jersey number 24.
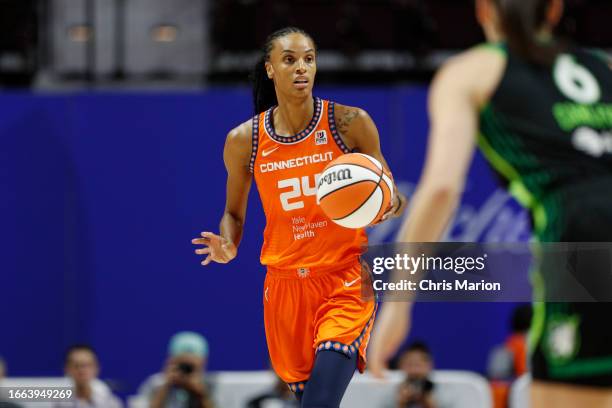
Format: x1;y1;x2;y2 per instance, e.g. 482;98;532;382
278;174;321;211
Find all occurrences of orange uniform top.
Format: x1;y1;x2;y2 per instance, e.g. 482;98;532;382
506;333;528;376
250;97;367;269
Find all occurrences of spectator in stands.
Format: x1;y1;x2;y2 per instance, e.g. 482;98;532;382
139;331;214;408
0;357;23;408
0;357;6;384
383;341;454;408
487;304;532;408
245;372;299;408
55;344;123;408
488;304;532;380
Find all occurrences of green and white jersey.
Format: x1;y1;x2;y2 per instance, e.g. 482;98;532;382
478;44;612;241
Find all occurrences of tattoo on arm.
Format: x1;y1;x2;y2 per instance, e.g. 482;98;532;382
337;108;359;136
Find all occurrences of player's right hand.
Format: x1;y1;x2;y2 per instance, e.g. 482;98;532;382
192;232;237;265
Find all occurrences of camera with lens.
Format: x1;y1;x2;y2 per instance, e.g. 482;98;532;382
177;362;195;375
406;377;434;395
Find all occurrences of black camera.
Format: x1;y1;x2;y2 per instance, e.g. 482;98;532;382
406;377;434;394
177;362;195;375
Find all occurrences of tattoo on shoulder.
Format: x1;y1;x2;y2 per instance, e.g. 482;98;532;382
337;108;359;135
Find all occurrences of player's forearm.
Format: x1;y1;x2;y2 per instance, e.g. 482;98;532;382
372;301;411;357
399;183;460;243
220;211;245;248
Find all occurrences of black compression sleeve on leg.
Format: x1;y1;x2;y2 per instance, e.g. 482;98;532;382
300;349;358;408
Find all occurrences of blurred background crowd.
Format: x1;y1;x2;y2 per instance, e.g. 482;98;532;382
0;304;532;407
0;0;609;88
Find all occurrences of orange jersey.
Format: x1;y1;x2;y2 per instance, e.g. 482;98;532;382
250;97;367;269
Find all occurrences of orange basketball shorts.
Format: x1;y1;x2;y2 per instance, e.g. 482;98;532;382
263;259;376;392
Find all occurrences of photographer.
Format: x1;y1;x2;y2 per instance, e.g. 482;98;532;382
140;332;214;408
395;379;436;408
383;342;452;408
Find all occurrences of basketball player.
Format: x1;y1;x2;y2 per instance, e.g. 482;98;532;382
368;0;612;406
192;27;406;407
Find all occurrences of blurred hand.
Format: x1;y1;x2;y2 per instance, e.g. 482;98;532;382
162;358;182;386
368;301;413;379
397;382;416;406
74;382;93;403
192;231;237;265
181;372;206;397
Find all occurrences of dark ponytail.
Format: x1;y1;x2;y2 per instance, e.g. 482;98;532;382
251;56;277;115
250;27;317;114
494;0;563;66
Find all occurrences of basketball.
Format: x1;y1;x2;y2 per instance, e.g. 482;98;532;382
316;153;394;229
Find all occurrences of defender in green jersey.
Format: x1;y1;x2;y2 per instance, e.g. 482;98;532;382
369;0;612;406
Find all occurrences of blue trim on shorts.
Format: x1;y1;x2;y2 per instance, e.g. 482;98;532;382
287;380;307;393
315;302;378;359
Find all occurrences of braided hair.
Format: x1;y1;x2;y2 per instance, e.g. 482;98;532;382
251;27;317;114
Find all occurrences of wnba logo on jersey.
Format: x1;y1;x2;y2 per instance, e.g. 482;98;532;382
315;130;328;145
